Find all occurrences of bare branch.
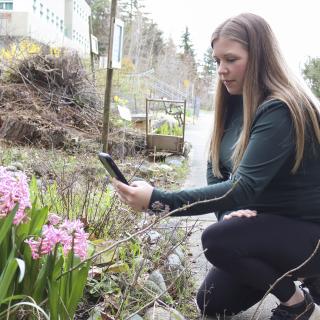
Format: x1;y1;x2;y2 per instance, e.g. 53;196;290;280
250;239;320;320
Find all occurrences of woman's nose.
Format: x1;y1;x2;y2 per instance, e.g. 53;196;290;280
218;62;228;75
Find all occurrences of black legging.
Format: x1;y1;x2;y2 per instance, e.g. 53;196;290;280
196;214;320;316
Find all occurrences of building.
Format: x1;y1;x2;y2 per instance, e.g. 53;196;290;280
0;0;96;55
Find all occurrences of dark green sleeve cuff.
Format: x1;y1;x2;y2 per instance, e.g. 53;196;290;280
148;188;172;214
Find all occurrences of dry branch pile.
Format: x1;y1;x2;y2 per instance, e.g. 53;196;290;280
0;50;145;157
0;52;103;148
8;52;99;110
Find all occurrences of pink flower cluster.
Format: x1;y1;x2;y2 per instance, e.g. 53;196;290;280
0;166;31;225
25;214;89;261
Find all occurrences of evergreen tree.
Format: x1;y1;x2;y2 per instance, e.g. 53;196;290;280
203;47;216;76
141;21;165;68
88;0;111;54
180;26;194;57
303;57;320;98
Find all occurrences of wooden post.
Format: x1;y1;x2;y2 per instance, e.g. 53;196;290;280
88;15;96;84
145;98;149;153
102;0;117;152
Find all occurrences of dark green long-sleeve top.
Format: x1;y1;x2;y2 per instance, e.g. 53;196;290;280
149;96;320;223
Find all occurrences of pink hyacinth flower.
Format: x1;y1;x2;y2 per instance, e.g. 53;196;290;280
48;213;62;225
0;167;31;224
25;218;89;261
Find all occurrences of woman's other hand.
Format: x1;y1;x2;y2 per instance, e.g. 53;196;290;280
223;209;257;220
112;179;154;212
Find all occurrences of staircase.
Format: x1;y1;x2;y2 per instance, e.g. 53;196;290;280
112;70;191;113
144;71;188;102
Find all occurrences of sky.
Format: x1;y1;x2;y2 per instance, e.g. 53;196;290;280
143;0;320;75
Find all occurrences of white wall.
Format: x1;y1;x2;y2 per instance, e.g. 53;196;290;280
0;0;91;55
29;0;65;48
0;11;29;37
70;0;91;54
12;0;32;11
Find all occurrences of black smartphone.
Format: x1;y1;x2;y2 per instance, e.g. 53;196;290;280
98;152;129;185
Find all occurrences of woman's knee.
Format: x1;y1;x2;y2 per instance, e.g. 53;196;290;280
201;222;231;264
201;223;221;251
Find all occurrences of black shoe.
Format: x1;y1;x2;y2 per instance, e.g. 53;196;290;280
270;290;320;320
302;277;320;305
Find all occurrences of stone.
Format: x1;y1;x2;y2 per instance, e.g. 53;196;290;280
5;165;17;172
165;155;185;167
148;270;167;292
162;253;185;286
144;280;172;303
146;230;162;244
166;253;183;272
144;280;163;296
173;246;185;264
144;307;185;320
127;315;143;320
11;161;23;171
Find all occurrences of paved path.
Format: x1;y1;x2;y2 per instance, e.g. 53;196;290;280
181;111;276;320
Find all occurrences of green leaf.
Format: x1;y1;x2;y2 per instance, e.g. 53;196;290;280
32;260;49;303
48;255;64;320
29;176;39;205
21;247;37;295
15;219;29;246
0;205;18;245
0;258;19;303
106;261;129;273
66;262;90;318
48;280;60;320
0;294;29;304
93;240;119;265
28;206;48;235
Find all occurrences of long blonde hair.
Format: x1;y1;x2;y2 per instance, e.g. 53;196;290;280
210;13;320;177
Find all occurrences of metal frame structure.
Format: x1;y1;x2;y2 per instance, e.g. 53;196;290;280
145;98;187;155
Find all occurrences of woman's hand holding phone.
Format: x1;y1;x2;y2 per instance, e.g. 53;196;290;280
98;152;153;211
112;179;154;212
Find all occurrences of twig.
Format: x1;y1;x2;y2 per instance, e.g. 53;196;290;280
57;182;237;279
250;239;320;320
